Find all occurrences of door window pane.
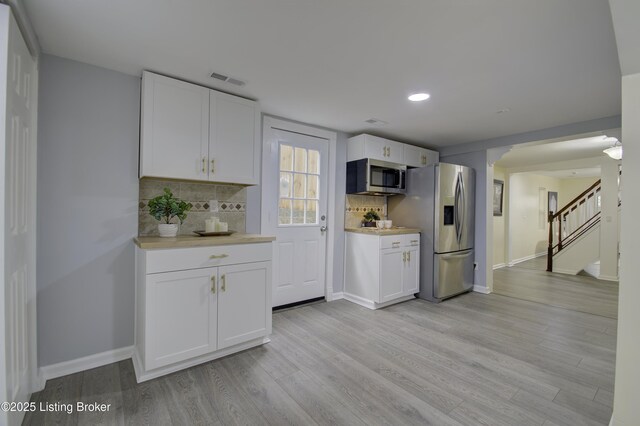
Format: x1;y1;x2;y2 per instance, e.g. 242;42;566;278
294;147;307;172
307;175;318;199
308;150;319;174
293;173;306;199
306;200;318;224
280;145;293;172
280;172;292;198
279;199;292;225
292;200;305;224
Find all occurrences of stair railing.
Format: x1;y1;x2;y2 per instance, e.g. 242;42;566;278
547;180;602;272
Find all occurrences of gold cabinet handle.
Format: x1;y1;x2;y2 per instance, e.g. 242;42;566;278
211;275;216;293
210;254;229;259
387;147;391;157
211;158;215;174
410;240;419;244
407;251;411;262
221;274;226;292
392;241;401;246
382;146;386;157
202;157;206;173
403;252;407;262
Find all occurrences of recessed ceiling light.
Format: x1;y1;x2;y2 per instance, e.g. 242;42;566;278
408;93;430;102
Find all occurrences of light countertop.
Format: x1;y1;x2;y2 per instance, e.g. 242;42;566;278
134;233;276;250
345;227;421;236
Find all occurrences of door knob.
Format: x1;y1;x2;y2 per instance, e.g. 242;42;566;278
320;226;327;232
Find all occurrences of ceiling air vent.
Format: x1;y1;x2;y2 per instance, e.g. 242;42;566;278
364;118;388;126
210;71;246;87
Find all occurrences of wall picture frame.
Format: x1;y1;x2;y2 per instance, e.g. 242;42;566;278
493;179;504;216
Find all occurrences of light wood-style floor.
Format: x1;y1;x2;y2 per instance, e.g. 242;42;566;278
25;291;616;426
493;257;619;319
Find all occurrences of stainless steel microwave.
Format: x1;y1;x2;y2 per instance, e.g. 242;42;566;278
346;158;407;195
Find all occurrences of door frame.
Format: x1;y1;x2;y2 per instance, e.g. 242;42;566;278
261;116;338;302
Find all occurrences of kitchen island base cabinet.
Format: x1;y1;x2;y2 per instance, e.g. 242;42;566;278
344;232;420;309
134;243;272;382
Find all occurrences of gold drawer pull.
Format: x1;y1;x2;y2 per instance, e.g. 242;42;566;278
392;241;401;245
411;240;419;244
221;274;226;292
210;254;229;259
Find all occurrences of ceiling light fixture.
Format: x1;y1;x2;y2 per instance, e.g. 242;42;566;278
408;93;430;102
602;136;622;160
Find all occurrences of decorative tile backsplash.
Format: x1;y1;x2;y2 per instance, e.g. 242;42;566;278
345;194;387;228
139;179;246;236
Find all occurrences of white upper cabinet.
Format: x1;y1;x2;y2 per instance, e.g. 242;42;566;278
140;71;260;185
348;134;403;163
347;133;438;167
140;72;209;181
403;144;439;168
209;91;260;185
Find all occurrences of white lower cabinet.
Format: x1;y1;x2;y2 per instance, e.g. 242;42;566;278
146;267;218;370
344;232;420;309
217;262;270;349
134;243;272;382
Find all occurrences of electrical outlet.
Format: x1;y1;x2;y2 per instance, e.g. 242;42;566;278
209;200;219;212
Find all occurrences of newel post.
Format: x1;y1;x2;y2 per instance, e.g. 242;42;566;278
547;212;554;272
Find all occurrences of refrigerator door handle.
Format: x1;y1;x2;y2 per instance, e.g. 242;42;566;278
459;172;466;242
454;173;462;244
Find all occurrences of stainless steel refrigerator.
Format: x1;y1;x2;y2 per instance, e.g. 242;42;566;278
388;163;475;302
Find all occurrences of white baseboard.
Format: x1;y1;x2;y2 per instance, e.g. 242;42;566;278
473;285;492;294
553;267;579;275
343;292;414;310
508;251;547;266
493;263;507;270
598;274;619;282
330;292;344;301
40;346;134;384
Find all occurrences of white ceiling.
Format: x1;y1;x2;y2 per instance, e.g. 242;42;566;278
494;135;617;169
24;0;622;147
526;168;601;179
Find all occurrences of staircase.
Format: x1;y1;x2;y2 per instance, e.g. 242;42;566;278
547;180;604;274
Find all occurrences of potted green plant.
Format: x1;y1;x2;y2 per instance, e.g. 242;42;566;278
362;209;380;227
148;188;192;237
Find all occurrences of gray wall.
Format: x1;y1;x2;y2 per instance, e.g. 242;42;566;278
37;55;140;366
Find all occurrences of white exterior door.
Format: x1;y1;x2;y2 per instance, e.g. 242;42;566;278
263;124;330;307
1;6;38;426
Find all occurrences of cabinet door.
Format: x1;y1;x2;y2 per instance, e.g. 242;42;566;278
218;262;270;349
209;91;258;185
379;249;404;303
146;267;217;369
140;72;209;181
404;145;439;168
403;246;420;294
363;135;404;163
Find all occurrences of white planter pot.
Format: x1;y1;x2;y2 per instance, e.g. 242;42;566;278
158;223;179;238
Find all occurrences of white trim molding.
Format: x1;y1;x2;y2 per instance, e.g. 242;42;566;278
493;263;507;270
330;292;344;301
473;285;492;294
508;251;546;266
39;346;134;386
598;274;619;282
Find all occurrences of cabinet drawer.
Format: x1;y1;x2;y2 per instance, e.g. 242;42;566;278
146;243;272;274
380;234;420;250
